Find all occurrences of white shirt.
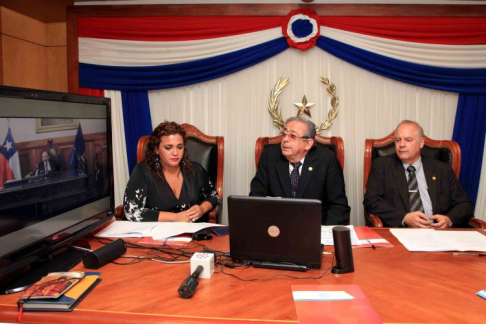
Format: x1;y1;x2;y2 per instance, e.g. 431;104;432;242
288;157;305;176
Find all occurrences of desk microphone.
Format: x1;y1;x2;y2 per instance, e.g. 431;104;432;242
178;265;203;299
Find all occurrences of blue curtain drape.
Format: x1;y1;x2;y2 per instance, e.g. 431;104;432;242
316;37;486;95
79;39;288;91
452;94;486;205
121;91;153;173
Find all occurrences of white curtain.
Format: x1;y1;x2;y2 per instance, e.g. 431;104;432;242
142;47;476;225
475;142;486;220
104;90;129;207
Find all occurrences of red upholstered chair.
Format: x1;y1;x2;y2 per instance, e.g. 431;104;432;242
363;131;485;228
255;134;344;170
115;123;224;223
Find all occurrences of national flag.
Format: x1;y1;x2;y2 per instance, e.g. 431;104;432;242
70;124;87;174
0;127;21;188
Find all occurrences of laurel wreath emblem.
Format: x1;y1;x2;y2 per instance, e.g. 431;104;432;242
268;76;339;134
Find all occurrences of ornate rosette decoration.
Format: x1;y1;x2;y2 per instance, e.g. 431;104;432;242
282;9;320;51
268;77;340;134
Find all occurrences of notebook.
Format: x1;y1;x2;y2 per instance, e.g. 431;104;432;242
228;196;323;270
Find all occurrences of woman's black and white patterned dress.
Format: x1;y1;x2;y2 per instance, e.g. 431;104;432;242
123;162;220;222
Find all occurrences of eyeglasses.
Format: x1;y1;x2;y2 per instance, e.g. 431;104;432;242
279;130;309;141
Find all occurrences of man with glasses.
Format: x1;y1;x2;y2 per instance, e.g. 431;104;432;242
250;117;350;225
364;120;473;228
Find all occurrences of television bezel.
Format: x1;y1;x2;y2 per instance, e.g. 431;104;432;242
0;86;114;293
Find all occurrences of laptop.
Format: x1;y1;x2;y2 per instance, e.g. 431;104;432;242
228;195;323;270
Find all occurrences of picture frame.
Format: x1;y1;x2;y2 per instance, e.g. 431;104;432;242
36;118;79;133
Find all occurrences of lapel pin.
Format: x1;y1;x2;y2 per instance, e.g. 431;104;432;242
432;176;436;181
308;167;313;171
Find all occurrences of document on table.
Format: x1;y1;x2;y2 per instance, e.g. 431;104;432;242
95;221;223;240
321;225;360;246
389;229;486;252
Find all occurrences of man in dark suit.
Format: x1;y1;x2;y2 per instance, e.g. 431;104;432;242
364;120;473;228
35;151;60;175
250;117;350;225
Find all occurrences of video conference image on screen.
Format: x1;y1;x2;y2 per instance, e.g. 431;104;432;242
0;117;110;238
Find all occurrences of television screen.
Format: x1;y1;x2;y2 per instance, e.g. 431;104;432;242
0;86;113;293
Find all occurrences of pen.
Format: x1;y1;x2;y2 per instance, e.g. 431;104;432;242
366;239;376;249
451;252;486;257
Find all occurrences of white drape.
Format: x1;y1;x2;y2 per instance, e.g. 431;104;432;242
138;48;483;224
475;142;486;220
104;90;129;207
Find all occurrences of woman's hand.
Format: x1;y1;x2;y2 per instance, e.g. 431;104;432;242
186;205;204;222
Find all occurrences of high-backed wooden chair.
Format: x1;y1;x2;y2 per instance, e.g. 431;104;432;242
363;131;485;228
255;134;345;170
115;123;224;223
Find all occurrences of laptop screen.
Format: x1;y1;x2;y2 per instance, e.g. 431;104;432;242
228;195;322;269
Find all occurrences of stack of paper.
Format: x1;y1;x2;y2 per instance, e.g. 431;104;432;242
390;229;486;252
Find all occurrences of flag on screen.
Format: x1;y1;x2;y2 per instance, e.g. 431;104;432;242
70;124;87;174
0;127;21;188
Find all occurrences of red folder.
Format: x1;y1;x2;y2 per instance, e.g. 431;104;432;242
292;285;382;324
354;226;394;248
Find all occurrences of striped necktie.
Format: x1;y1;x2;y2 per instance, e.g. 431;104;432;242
407;165;424;212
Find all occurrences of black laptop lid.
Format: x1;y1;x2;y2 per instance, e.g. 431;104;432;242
228;195;322;269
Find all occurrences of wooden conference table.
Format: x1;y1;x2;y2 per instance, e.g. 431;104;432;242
0;228;485;323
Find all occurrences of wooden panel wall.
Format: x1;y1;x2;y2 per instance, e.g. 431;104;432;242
16;132;107;178
0;7;67;91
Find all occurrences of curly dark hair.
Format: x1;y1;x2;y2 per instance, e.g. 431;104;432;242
145;121;194;181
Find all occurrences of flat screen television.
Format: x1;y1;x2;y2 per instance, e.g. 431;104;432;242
0;86;114;294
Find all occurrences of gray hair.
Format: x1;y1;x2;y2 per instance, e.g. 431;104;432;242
285;117;316;141
395;120;424;139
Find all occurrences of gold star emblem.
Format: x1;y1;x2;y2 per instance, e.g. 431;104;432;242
294;95;315;118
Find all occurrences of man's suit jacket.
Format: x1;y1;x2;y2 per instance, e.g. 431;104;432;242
36;160;60;175
250;145;350;225
364;154;473;227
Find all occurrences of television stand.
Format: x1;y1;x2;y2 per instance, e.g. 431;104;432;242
0;241;90;295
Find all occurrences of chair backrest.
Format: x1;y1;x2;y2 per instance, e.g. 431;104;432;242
136;124;224;201
363;131;461;195
255;134;345;170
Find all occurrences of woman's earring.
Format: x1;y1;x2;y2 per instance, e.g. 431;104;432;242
155;154;161;170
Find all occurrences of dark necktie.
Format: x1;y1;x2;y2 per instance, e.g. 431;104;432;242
407;166;424;212
290;162;301;198
45;162;49;172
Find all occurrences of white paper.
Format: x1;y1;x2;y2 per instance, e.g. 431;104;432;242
95;220;223;240
95;221;156;238
390;229;486;252
321;225;360;246
358;238;388;245
149;222;223;240
292;291;354;301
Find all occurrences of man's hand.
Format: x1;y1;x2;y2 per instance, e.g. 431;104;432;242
429;215;452;229
404;211;432;228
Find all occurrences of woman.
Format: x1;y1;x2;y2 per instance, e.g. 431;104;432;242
123;121;220;222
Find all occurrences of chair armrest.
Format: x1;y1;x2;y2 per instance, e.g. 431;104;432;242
468;218;486;229
208;205;220;224
115;205;126;221
368;214;383;228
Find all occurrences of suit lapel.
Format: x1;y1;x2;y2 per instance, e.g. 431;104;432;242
296;148;317;198
392;157;410;211
276;157;292;198
423;157;437;213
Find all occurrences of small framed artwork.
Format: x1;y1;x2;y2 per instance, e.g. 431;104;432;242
36;118;79;133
